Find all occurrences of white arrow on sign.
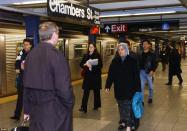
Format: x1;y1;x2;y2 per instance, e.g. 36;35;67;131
105;25;111;33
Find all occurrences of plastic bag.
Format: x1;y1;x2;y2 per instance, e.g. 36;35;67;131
132;92;144;119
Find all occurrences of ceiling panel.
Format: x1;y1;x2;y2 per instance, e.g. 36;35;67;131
0;0;44;5
90;0;181;11
78;0;141;4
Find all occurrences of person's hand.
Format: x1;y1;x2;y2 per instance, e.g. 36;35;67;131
105;88;110;93
149;71;154;76
21;61;25;70
15;69;20;74
23;114;30;121
84;62;92;68
87;63;92;69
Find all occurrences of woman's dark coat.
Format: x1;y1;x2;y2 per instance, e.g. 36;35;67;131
168;48;182;75
80;52;103;90
23;43;74;131
105;55;141;100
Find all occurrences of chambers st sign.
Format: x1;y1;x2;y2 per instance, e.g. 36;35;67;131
47;0;100;24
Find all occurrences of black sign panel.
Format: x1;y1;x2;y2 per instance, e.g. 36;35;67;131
128;20;179;32
47;0;100;24
103;20;179;33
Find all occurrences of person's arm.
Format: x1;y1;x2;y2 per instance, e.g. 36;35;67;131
23;56;31;120
92;54;103;72
80;54;87;68
151;53;157;72
53;54;74;110
132;59;141;92
105;59;114;91
15;51;22;74
23;88;30;121
149;53;157;76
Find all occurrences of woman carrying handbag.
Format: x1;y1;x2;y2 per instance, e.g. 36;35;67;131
79;43;103;113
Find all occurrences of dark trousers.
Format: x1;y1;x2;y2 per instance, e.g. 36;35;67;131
81;89;101;111
14;85;23;118
161;62;167;71
117;100;133;127
168;73;183;84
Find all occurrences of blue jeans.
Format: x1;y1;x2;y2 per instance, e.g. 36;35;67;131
140;70;153;101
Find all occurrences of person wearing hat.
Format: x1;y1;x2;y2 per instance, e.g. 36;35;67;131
165;42;183;85
139;40;157;104
105;43;141;131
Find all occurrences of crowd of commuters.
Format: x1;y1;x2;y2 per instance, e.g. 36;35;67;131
10;21;183;131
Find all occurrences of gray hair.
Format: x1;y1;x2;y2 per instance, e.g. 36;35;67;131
39;22;59;42
117;42;129;55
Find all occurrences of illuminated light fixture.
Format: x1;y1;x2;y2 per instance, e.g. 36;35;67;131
13;0;46;5
100;11;176;18
100;14;131;18
13;0;80;5
133;11;176;16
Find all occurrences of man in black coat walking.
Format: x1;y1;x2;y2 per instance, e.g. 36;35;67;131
165;42;183;85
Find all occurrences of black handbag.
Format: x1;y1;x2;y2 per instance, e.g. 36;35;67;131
11;126;29;131
11;120;29;131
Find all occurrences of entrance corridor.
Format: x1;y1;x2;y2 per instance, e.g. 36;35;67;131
0;61;187;131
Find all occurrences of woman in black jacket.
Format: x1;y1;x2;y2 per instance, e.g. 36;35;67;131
105;43;141;131
79;43;103;113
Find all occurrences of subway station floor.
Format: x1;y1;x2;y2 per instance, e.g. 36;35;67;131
1;61;187;131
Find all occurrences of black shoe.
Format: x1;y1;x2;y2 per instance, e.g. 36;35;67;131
131;126;136;131
10;116;19;120
118;123;126;130
93;107;98;110
165;83;172;85
93;106;101;110
148;99;152;104
79;108;87;113
179;80;183;85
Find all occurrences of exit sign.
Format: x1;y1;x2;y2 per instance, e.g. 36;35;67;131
104;24;128;33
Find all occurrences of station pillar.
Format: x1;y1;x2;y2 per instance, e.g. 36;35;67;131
24;16;40;47
89;35;96;44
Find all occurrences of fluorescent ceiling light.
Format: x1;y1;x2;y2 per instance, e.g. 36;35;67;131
13;0;46;5
100;14;131;18
100;10;176;18
12;0;80;5
133;11;176;16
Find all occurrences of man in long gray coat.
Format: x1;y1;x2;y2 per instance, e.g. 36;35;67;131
23;22;74;131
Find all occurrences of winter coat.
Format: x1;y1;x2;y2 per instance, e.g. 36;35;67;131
105;55;141;100
23;42;74;131
168;48;182;75
139;51;157;73
80;52;103;90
